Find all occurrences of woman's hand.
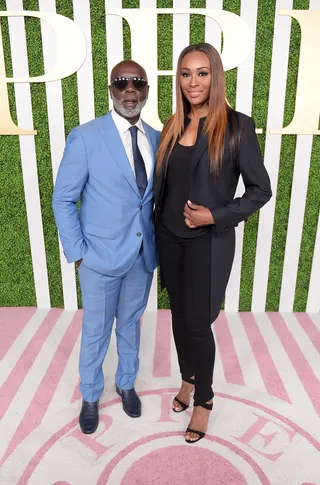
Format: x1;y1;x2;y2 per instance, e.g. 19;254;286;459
183;200;215;229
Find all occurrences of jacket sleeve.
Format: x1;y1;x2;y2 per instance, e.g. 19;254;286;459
52;128;88;263
210;117;272;237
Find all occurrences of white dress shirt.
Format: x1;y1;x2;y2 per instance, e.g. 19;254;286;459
111;109;153;180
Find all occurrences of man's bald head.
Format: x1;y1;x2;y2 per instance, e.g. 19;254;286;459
110;60;147;82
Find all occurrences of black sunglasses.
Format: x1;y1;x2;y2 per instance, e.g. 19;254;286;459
111;77;148;91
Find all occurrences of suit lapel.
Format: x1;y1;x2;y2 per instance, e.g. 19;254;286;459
98;116;140;198
189;134;209;175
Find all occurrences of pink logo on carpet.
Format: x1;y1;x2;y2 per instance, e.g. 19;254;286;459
4;389;318;485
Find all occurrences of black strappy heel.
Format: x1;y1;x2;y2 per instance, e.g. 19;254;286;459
172;377;195;413
185;401;213;443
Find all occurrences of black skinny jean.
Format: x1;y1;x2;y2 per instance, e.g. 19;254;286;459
156;222;215;404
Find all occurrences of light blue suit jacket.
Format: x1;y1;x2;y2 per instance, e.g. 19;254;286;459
52;112;161;276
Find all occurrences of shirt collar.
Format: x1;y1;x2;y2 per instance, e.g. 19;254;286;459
111;109;145;134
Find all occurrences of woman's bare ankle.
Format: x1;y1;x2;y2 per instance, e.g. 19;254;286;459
172;377;195;411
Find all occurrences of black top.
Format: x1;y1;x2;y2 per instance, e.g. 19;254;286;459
161;141;212;238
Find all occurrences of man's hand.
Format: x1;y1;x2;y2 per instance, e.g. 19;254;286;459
183;200;215;229
75;258;83;269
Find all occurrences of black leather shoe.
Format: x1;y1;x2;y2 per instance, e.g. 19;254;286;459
116;386;141;418
79;399;99;434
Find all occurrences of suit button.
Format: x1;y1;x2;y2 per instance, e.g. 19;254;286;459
137;232;142;236
224;227;229;232
156;206;161;210
140;205;143;210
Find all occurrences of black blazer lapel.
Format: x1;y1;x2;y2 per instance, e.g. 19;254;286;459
189;135;208;175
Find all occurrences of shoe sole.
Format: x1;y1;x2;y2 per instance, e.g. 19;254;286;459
116;388;141;418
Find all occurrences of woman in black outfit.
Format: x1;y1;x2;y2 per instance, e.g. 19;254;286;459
154;43;272;443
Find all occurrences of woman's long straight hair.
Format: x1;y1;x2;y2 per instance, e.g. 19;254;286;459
156;43;228;175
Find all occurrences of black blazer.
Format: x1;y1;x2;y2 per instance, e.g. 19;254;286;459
154;109;272;322
154;110;272;236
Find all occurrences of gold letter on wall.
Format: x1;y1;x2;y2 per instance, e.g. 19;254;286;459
271;10;320;135
0;11;86;135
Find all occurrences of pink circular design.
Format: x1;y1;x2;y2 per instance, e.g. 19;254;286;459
120;446;247;485
97;431;271;485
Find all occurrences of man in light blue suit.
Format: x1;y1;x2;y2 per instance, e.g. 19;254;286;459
52;60;160;434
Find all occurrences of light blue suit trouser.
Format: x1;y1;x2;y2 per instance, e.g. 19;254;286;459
78;251;153;402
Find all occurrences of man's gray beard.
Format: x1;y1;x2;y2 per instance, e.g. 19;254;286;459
112;98;147;119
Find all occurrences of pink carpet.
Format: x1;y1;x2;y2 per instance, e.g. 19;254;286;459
0;308;319;484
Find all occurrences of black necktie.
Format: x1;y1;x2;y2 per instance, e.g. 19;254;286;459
129;126;147;198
